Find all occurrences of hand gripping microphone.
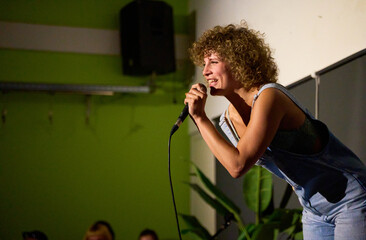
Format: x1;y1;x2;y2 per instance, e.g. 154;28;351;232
170;83;207;136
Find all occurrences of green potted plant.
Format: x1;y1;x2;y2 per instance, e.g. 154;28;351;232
180;164;303;240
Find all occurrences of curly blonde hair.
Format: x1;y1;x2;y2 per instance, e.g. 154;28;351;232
189;21;278;90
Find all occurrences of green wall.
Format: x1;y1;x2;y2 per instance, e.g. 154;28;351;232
0;0;189;33
0;0;191;239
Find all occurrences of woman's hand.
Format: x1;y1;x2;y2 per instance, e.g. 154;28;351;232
184;83;208;121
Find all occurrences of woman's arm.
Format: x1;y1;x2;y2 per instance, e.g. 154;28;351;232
185;85;287;178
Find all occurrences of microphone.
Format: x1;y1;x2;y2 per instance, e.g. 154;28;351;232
170;83;207;136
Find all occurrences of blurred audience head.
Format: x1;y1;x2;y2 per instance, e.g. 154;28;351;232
83;220;114;240
138;229;158;240
22;230;48;240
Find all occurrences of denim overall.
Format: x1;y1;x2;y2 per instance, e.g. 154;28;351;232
219;83;366;239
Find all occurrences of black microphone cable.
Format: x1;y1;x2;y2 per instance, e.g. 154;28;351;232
168;103;190;240
168;131;183;240
168;84;206;240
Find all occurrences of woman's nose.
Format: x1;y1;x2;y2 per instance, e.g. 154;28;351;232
202;65;211;76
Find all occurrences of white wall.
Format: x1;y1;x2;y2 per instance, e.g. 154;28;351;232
190;132;217;234
187;0;366;233
189;0;366;119
0;21;189;61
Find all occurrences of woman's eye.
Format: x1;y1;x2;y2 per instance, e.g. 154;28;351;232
203;59;219;67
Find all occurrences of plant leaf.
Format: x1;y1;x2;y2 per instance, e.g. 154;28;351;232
188;183;232;218
243;165;273;214
251;222;279;240
192;165;241;216
237;224;256;240
277;209;303;238
266;209;302;231
294;231;304;239
179;214;212;240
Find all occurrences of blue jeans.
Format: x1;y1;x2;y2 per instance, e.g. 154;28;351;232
302;173;366;240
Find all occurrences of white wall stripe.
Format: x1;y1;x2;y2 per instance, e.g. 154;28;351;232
0;21;189;59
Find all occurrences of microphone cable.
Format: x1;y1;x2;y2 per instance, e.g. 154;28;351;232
168;132;183;240
168;84;206;239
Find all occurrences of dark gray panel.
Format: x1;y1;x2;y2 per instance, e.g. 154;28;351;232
288;78;316;116
319;55;366;161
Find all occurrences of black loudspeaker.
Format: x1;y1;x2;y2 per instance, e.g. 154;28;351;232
119;0;176;76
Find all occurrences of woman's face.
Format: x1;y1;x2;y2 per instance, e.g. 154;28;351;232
202;52;239;96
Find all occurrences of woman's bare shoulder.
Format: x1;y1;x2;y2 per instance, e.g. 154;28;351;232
255;87;305;130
